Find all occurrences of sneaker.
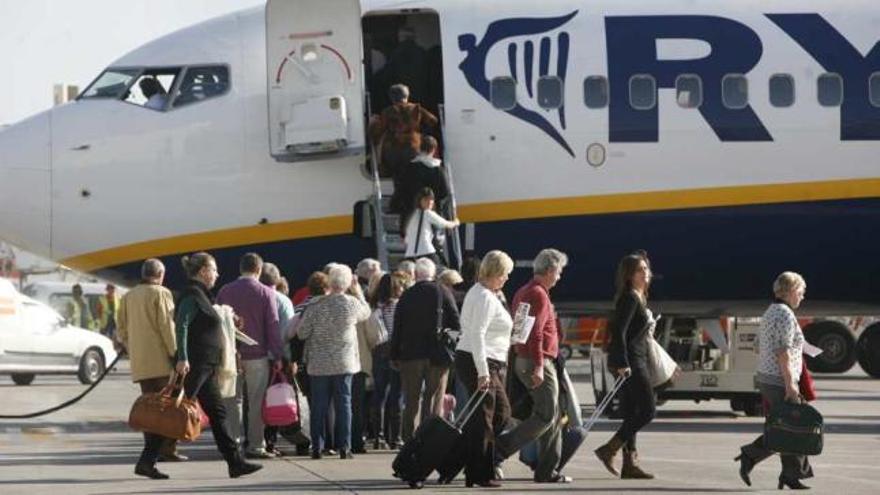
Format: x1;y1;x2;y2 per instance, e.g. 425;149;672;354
494;465;505;480
266;446;286;457
245;449;275;460
157;452;189;462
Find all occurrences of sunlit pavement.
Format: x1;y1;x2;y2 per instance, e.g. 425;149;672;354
1;358;878;494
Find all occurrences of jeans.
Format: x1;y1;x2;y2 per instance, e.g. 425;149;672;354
351;372;367;451
372;354;402;444
309;374;353;453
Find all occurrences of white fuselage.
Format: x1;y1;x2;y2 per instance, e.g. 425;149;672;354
0;0;878;309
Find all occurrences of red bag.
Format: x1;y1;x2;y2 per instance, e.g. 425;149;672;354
196;401;210;428
799;363;817;402
262;369;298;426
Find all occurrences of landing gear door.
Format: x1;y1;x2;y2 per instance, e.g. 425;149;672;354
266;0;365;162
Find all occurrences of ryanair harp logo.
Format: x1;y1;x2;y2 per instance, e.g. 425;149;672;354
458;11;578;157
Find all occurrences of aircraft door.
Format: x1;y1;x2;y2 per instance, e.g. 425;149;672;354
266;0;365;162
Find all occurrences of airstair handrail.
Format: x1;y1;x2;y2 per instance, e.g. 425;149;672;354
438;104;463;270
366;95;389;269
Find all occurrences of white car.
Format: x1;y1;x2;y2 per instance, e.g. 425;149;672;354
0;278;117;385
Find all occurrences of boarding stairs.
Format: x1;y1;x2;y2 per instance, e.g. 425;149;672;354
364;105;463;271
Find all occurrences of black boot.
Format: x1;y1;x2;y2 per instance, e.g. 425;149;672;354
734;450;755;487
134;463;169;480
226;452;263;479
778;476;810;490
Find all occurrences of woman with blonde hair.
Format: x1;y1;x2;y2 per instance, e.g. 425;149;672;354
736;272;813;490
454;250;515;488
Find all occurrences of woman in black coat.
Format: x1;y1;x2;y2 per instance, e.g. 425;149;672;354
172;252;262;479
594;252;656;480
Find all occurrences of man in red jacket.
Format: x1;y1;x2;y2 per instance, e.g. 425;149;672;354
496;248;571;483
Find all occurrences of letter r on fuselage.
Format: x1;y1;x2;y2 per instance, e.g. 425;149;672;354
606;15;772;143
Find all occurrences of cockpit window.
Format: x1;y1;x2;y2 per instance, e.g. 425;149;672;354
80;69;141;99
79;65;229;111
172;66;230;108
126;70;181;111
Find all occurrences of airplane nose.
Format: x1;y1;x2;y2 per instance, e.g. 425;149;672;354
0;112;52;258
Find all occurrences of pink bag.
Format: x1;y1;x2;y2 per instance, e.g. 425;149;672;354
262;369;299;426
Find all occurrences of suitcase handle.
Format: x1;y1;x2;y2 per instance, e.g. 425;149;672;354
454;389;489;430
583;374;627;432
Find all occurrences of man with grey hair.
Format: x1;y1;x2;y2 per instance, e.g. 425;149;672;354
390;257;460;442
117;259;185;478
495;248;572;483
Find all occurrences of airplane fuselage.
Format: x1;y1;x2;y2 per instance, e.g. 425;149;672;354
0;0;877;314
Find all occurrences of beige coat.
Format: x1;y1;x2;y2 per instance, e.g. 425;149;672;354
117;283;176;382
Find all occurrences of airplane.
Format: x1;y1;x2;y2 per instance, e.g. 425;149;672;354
0;0;878;374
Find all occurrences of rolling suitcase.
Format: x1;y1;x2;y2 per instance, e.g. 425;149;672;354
520;374;627;471
392;390;488;489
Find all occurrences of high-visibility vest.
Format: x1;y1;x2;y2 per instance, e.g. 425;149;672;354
95;294;120;330
66;298;96;330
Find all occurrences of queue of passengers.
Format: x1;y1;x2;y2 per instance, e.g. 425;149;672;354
116;247;818;490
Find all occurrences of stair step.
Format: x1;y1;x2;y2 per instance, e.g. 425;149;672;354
380;179;395;196
382;214;400;232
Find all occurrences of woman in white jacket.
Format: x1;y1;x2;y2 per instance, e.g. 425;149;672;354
403;187;459;265
454;250;515;488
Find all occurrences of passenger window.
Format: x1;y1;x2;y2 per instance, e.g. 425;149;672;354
769;74;795;108
126;70;180;111
490;76;517;111
817;73;843;107
172;66;230;108
629;75;656;110
722;74;749;109
675;75;702;108
871;73;880;108
537;76;564;110
583;76;608;109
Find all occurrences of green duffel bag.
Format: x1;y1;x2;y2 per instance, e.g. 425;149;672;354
764;401;824;456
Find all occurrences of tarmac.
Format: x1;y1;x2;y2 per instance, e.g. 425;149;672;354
1;358;878;495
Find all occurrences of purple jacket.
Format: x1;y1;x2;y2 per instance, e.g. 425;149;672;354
217;276;282;360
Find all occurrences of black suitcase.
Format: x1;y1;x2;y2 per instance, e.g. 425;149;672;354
392;390;487;488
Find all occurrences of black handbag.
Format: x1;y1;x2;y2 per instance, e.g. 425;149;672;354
764;401;823;456
429;285;456;367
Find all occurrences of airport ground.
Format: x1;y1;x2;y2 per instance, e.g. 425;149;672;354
1;358;878;495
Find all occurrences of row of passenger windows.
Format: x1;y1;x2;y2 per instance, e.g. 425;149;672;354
80;65;230;111
490;73;880;111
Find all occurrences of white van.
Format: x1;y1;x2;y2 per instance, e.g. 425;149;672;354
0;278;117;385
22;281;122;324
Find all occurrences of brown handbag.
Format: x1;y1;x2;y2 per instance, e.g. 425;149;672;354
128;372;202;441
